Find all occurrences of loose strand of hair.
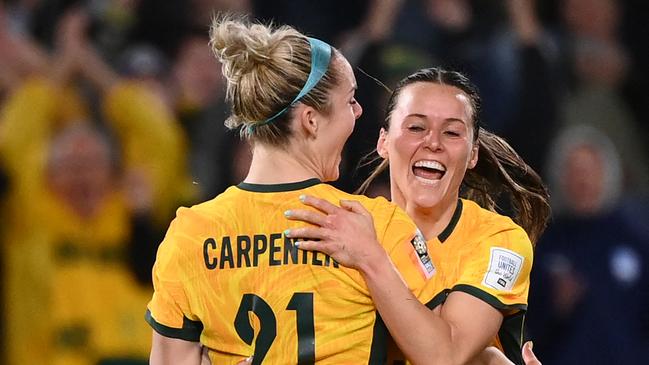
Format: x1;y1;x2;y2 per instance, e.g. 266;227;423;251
470;130;550;244
356;158;388;195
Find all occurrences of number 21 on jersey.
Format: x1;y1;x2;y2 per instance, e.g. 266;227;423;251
234;292;315;365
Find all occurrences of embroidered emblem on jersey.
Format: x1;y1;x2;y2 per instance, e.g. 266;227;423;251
410;229;435;279
482;247;523;291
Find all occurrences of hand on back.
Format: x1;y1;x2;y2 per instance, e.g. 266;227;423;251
285;195;386;270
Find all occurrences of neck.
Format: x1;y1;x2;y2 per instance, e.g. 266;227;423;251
392;187;459;240
245;143;324;184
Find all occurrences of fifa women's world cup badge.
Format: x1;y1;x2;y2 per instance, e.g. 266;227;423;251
410;230;435;279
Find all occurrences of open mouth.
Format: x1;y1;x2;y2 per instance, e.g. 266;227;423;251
412;160;446;183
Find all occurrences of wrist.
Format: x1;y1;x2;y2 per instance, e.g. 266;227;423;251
357;248;392;279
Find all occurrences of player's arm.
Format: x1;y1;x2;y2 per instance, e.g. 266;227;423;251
148;212;208;365
356;246;502;364
150;332;202;365
285;196;514;365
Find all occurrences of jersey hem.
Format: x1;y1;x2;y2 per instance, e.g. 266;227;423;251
145;309;203;342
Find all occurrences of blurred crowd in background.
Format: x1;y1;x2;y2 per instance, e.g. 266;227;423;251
0;0;647;364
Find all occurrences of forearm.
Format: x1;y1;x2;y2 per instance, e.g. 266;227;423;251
359;254;455;365
78;44;119;92
0;78;56;173
285;197;507;364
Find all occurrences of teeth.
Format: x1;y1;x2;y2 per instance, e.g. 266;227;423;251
414;160;446;171
415;176;440;185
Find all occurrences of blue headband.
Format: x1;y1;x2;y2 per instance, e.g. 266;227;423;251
248;37;332;133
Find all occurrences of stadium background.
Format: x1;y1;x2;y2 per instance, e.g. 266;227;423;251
0;0;647;363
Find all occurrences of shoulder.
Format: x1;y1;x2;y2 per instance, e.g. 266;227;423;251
461;200;530;241
460;199;532;258
157;188;240;261
461;200;520;230
187;186;243;219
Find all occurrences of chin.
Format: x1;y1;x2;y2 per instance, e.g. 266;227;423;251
410;184;444;208
413;195;442;209
327;171;340;182
323;159;342;182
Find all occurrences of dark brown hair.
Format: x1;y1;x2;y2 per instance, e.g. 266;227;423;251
360;67;550;244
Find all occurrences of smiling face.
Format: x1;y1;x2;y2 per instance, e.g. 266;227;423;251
312;57;362;181
47;126;114;219
378;82;478;211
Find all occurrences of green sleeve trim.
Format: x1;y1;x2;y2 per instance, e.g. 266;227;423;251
425;289;451;310
145;309;203;342
499;311;526;365
452;284;527;312
424;287;526;364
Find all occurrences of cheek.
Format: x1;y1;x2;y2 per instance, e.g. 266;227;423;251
336;113;355;144
344;118;355;137
389;134;417;161
452;142;475;166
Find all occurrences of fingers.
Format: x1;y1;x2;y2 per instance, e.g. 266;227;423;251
300;195;338;214
293;240;331;255
284;208;328;227
522;341;541;365
200;346;212;365
340;199;370;216
285;226;328;241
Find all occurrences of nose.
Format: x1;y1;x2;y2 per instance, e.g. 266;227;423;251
353;101;363;120
424;130;442;151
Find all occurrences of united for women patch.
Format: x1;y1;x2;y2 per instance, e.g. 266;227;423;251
410;229;435;279
482;247;523;291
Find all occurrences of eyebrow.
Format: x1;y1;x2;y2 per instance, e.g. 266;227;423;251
406;113;427;119
405;114;467;124
445;118;466;125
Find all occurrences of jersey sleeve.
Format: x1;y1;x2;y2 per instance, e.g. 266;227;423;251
453;226;533;312
376;204;437;304
145;208;204;341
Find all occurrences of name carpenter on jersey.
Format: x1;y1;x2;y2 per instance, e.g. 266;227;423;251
203;233;340;270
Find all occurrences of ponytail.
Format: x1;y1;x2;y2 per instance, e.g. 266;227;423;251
464;129;550;244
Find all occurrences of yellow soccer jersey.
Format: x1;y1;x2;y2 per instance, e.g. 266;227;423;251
146;179;435;364
424;199;533;365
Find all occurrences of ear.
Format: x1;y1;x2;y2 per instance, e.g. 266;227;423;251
468;142;479;169
296;104;319;138
377;128;389;159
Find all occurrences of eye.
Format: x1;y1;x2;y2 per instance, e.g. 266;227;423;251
407;125;425;132
444;130;461;137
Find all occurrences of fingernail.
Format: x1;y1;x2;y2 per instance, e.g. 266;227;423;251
284;229;291;237
284;210;292;217
299;194;306;202
528;341;533;350
294;241;300;248
246;356;254;363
